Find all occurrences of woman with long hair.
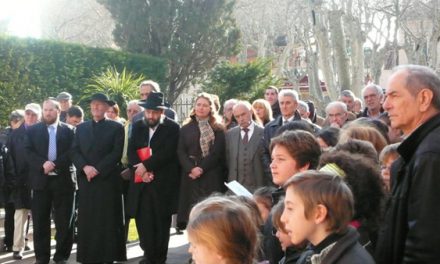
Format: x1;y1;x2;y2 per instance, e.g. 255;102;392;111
252;99;273;126
176;93;226;229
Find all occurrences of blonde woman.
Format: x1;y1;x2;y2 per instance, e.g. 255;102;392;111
252;99;273;126
176;93;226;229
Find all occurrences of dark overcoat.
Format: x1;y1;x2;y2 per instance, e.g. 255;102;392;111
71;119;126;263
126;117;180;217
176;119;226;224
7;124;32;209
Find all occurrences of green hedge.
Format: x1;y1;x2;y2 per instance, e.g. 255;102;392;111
0;36;167;126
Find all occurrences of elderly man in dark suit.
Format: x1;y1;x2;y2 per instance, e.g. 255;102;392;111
72;93;126;263
261;89;301;182
25;98;75;264
127;92;180;264
226;101;266;191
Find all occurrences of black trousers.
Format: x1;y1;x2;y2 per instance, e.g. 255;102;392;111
31;177;75;263
136;190;172;264
3;201;15;247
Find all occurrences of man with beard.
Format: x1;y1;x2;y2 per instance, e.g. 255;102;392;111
127;92;180;264
72;93;126;263
24;99;75;264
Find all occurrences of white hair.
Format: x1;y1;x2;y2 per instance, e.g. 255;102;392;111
278;89;299;102
325;101;347;113
362;84;383;96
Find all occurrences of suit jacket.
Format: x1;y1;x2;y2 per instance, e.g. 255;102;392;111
25;122;76;191
225;122;266;190
126;117;180;216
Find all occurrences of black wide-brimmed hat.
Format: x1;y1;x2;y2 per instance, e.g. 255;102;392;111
138;92;167;110
88;93;115;106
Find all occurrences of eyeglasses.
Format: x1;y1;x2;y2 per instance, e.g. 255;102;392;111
327;112;344;118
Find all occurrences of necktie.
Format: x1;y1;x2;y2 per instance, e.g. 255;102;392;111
242;127;249;144
48;125;57;161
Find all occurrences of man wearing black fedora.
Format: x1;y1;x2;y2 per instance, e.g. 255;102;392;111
126;92;180;264
72;93;127;263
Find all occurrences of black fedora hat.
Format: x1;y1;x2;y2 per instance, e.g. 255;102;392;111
138;92;167;110
88;93;115;106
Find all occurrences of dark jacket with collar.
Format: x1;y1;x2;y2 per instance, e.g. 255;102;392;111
261;111;301;182
298;227;374;264
375;113;440;264
126;116;180;216
24;122;76;191
7;124;32;208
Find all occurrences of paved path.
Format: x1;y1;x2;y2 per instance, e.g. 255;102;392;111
0;230;190;264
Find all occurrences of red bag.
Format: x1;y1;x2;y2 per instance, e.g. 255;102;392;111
135;147;152;183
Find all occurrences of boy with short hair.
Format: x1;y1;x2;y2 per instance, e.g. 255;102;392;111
281;170;374;264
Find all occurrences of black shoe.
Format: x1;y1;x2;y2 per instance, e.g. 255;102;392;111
2;245;12;252
24;245;31;251
13;251;23;260
34;260;49;264
175;227;184;235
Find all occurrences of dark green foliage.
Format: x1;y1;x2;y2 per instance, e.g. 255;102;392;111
99;0;241;104
203;59;281;104
82;67;145;117
0;36;166;126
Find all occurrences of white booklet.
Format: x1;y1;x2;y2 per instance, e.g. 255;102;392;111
224;180;253;198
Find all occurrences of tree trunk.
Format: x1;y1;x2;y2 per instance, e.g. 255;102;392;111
345;14;365;96
329;10;351;92
313;7;338;100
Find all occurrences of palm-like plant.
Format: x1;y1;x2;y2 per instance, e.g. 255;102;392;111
81;66;145;118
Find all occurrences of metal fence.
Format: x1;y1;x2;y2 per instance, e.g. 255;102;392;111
171;96;194;125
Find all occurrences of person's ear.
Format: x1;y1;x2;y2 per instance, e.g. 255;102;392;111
299;163;310;172
314;204;328;224
417;88;434;112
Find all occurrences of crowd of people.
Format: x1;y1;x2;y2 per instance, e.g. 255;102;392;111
0;64;439;264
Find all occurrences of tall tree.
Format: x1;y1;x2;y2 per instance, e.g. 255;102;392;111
100;0;241;103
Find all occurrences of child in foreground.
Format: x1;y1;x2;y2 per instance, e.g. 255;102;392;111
281;170;374;264
187;196;259;264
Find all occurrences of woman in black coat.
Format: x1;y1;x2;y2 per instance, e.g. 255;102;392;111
176;93;226;228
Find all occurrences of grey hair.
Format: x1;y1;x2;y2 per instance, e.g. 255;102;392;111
393;64;440;110
298;100;309;112
326;101;347;113
278;89;299;102
224;98;238;108
233;100;252;111
340;90;355;99
139;80;160;92
362;84;383;97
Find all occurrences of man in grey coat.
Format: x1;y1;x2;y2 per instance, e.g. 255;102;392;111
226;101;266;191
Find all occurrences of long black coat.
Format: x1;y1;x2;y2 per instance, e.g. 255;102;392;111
7;124;32;209
24;122;76;191
71;119;126;263
126;117;180;217
176;119;226;224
